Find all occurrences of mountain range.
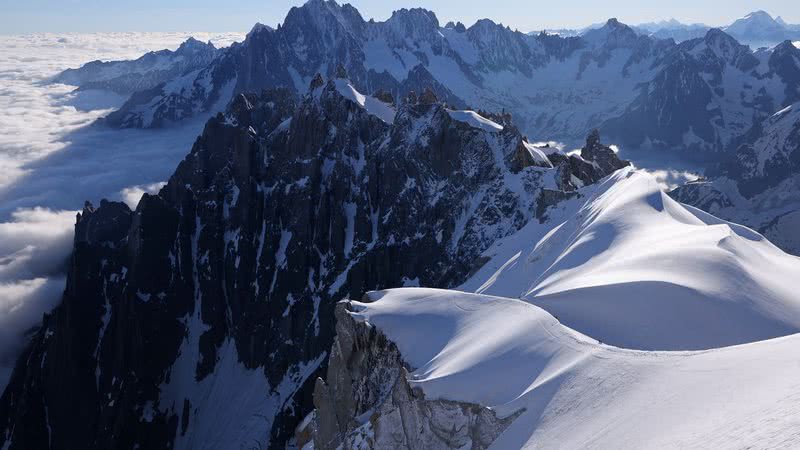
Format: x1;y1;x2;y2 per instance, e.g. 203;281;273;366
3;2;800;449
539;10;800;48
54;37;219;95
59;1;800;161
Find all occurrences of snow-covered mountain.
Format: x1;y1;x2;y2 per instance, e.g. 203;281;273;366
631;12;800;47
633;19;710;43
671;100;800;255
463;168;800;350
57;1;800;157
7;4;800;449
309;285;800;449
0;72;629;449
724;10;800;48
303;167;800;449
54;37;219;94
602;29;800;158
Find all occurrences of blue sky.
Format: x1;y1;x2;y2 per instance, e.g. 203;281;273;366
1;0;799;33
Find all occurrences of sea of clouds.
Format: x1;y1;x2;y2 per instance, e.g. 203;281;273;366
0;31;244;388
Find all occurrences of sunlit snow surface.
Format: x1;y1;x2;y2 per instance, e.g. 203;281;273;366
354;171;800;446
353;287;800;449
462;168;800;350
0;32;244;389
446;109;504;132
333;79;396;124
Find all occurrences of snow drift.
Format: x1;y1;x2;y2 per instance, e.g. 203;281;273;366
306;168;800;448
462;167;800;350
334;287;800;449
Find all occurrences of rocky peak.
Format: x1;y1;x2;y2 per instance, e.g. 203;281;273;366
387;8;440;31
465;19;537;74
467;18;519;43
245;22;273;41
444;20;467;33
223;88;297;135
74;200;132;246
309;72;325;91
283;0;365;41
547;130;630;191
703;28;746;58
773;39;800;54
586;128;601;147
418;88;438;105
176;37;216;54
677;28;759;71
581;129;630;172
769;42;800;104
582;17;640;49
383;7;440;44
334;63;348;79
726;10;786;37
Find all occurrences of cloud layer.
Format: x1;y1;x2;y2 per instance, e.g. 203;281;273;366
0;31;244;390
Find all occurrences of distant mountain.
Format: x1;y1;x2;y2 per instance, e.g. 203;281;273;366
633;19;710;43
54;37;219;94
628;11;800;47
724;10;800;48
54;2;800;162
602;28;799;158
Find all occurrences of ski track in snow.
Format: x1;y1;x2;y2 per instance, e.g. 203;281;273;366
0;32;244;390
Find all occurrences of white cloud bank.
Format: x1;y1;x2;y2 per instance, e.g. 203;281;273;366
0;31;244;389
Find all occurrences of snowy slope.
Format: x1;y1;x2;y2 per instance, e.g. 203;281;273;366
461;168;800;350
333;78;396;124
347;287;800;449
446;109;503;132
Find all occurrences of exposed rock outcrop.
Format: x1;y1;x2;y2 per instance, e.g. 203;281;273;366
301;301;520;450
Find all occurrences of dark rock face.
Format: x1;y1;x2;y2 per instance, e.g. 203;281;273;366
669;179;736;214
581;129;630;174
670;102;800;256
0;77;628;449
547;130;630;192
728;104;800;196
304;301;520;450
